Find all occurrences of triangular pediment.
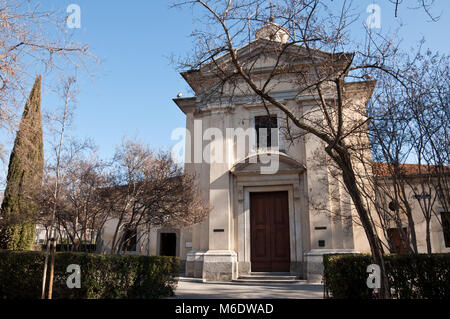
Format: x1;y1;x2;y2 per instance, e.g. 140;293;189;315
181;38;354;95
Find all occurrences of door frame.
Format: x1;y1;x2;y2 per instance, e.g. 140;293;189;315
243;185;298;273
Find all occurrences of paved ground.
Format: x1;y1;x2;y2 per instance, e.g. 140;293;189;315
172;280;324;299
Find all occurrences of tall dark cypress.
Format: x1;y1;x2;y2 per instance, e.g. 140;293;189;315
0;76;44;250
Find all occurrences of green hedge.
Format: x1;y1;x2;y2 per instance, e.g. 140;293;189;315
323;253;450;299
0;250;179;299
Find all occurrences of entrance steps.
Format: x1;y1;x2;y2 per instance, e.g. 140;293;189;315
233;272;304;284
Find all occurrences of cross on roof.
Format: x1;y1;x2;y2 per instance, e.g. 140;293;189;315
267;0;276;22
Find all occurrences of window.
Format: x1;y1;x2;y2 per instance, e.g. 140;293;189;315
441;212;450;248
123;227;137;252
255;116;278;149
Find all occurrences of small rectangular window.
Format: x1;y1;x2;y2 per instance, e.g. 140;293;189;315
255;116;277;149
441;212;450;248
123;227;137;252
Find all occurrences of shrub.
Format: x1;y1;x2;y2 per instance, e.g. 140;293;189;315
323;254;374;299
385;254;450;299
0;250;179;299
323;253;450;299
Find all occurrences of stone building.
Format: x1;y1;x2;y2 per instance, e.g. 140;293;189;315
172;23;377;282
372;163;450;255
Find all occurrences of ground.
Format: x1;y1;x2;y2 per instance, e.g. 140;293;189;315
172;280;324;299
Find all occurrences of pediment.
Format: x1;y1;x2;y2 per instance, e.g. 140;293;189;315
181;39;354;95
231;152;306;176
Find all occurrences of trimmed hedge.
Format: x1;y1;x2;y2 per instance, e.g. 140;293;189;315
323;253;450;299
0;250;179;299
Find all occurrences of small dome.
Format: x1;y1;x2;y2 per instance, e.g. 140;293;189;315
255;22;290;43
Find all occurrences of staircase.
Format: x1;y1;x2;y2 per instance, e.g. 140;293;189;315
233;272;303;284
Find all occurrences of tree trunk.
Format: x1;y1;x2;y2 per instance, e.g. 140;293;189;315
328;147;391;298
399;184;418;253
426;218;432;255
406;211;418;253
47;237;57;299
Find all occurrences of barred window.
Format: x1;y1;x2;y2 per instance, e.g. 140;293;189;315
255;115;278;149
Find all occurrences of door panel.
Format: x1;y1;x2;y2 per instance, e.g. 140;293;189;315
250;192;290;272
387;228;409;254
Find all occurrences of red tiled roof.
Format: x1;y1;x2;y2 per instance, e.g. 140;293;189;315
372;162;450;178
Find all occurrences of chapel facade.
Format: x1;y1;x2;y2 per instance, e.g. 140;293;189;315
172;22;375;282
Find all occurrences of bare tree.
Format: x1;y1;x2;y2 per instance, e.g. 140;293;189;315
40;138;210;257
403;50;449;254
40;76;77;299
390;0;440;20
0;0;95;158
370;48;449;254
103;140;209;255
369;68;419;254
40;139;109;252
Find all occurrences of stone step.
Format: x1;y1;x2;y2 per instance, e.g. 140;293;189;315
250;272;292;276
245;272;296;278
233;279;303;284
238;275;297;281
234;272;302;284
175;277;205;283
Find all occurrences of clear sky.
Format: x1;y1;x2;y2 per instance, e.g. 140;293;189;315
2;0;450;180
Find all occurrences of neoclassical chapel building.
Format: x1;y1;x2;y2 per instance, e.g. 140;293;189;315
172;22;375;282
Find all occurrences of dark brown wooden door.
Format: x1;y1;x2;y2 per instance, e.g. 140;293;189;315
387;228;409;254
250;191;290;272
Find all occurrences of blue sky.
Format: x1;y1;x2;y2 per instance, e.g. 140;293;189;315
41;0;197;159
4;1;450;167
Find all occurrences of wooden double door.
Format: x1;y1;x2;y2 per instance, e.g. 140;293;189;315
250;191;291;272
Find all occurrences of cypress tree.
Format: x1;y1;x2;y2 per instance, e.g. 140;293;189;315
0;76;44;250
